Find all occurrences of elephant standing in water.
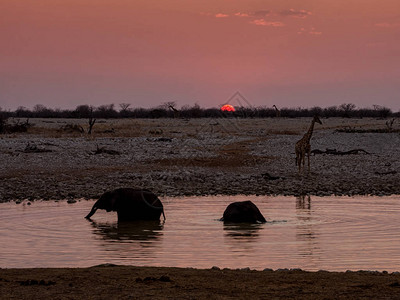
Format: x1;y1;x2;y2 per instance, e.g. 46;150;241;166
85;188;165;222
221;201;266;223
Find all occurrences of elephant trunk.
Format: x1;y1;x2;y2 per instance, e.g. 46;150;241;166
85;205;98;219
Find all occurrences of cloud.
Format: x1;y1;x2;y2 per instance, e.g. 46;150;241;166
280;9;312;18
309;30;322;35
297;27;322;36
297;28;306;34
215;13;229;18
208;9;311;20
375;22;400;28
250;19;285;27
233;10;270;18
234;12;250;17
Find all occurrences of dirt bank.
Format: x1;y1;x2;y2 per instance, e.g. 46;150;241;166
2;265;400;299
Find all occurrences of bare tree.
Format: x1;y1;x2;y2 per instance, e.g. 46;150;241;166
33;104;47;113
88;107;96;135
339;103;356;118
119;103;131;112
160;101;177;110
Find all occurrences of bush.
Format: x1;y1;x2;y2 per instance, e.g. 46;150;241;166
1;103;396;119
0;114;7;133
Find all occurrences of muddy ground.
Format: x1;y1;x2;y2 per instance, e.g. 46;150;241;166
1;117;400;202
2;265;400;299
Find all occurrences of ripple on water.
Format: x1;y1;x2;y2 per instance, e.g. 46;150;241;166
0;195;400;271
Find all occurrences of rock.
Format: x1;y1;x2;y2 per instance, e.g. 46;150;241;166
263;268;273;272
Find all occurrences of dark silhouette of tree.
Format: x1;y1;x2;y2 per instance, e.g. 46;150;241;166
339;103;356;118
88;107;96;135
96;104;118;118
1;101;396;119
75;105;92;118
373;105;391;119
32;104;54;118
0;108;7;133
119;103;131;112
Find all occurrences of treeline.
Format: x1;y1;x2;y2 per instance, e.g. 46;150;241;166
0;102;397;119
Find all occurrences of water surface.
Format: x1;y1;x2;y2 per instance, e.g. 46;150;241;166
1;195;400;271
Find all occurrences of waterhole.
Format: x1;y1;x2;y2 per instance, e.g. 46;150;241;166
1;195;400;271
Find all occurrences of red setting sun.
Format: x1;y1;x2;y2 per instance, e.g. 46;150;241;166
221;104;235;112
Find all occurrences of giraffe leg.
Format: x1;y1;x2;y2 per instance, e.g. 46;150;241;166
298;156;302;173
298;153;303;173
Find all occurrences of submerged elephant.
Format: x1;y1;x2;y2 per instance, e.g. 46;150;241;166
85;188;165;222
221;201;266;223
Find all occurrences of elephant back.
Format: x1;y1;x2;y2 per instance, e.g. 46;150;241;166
222;200;266;223
115;188;164;221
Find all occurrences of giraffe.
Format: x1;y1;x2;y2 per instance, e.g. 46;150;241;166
168;105;180;119
295;115;322;173
272;105;281;118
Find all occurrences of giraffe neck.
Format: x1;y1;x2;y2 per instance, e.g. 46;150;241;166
304;119;316;142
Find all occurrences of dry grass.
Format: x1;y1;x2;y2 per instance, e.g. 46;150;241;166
8;117;397;139
152;138;275;170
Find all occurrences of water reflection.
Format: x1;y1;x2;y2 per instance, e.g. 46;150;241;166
296;194;311;210
223;223;263;251
89;220;164;243
295;195;320;262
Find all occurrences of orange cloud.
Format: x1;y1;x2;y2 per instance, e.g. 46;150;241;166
298;27;322;35
232;10;272;18
250;19;285;27
215;13;229;18
234;12;249;17
309;30;322;35
280;9;312;18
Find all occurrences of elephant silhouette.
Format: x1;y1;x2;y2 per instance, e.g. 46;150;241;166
85;188;165;222
221;201;266;223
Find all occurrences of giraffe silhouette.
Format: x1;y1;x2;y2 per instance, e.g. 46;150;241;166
168;105;180;119
295;115;322;173
273;105;281;118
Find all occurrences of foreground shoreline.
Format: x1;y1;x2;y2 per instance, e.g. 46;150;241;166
2;265;400;299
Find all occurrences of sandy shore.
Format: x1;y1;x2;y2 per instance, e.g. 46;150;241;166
1;117;399;201
1;266;400;299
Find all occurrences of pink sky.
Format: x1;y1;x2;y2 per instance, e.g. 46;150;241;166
1;0;399;111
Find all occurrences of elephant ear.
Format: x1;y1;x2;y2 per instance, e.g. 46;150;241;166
110;195;118;211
